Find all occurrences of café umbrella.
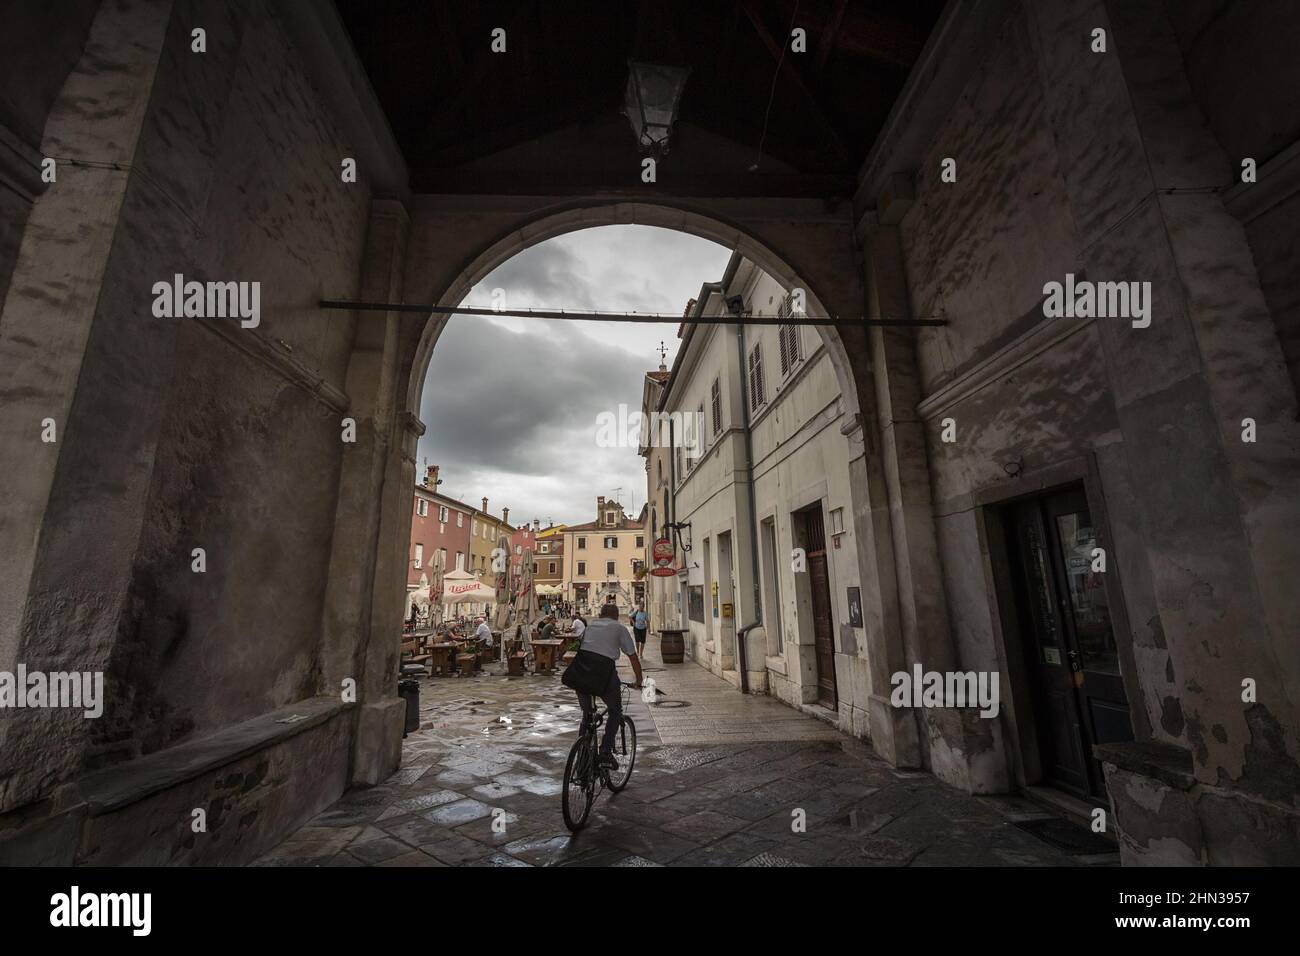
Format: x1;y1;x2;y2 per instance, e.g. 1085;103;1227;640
440;577;497;605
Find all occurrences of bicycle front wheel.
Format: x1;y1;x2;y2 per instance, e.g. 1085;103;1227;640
606;717;637;792
561;736;595;831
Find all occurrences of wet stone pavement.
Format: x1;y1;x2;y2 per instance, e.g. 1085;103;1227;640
257;644;1118;867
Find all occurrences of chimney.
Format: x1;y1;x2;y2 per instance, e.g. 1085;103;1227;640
482;497;489;513
425;464;440;488
533;518;540;531
597;495;605;514
502;506;510;525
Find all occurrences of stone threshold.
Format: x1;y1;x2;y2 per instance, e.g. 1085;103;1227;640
798;702;841;727
61;696;347;816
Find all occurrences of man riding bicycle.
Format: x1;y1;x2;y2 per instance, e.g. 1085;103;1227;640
573;604;643;771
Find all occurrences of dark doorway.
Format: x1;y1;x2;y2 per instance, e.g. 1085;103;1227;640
797;506;837;710
1003;484;1133;800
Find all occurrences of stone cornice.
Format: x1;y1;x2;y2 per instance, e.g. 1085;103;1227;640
196;317;350;413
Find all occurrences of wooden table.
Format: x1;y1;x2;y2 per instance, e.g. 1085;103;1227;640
426;643;455;677
531;639;564;673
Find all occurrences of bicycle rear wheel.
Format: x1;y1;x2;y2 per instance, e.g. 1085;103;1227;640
605;717;637;792
561;736;595;831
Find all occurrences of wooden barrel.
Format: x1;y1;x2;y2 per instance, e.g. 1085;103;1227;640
660;630;685;664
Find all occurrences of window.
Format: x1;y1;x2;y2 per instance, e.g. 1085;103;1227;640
636;535;644;548
515;544;521;555
604;536;618;549
456;512;463;527
539;542;549;553
549;561;556;574
413;543;423;568
710;378;721;436
778;294;803;376
532;562;538;574
438;505;448;522
606;561;616;577
416;498;428;517
456;551;465;569
577;536;587;549
439;548;447;570
748;341;766;410
577;561;587;576
605;511;615;526
697;402;706;453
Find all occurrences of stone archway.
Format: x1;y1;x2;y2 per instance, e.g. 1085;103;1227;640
330;194;922;789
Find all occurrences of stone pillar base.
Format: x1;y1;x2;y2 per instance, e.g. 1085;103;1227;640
922;707;1010;794
351;698;405;786
868;693;921;768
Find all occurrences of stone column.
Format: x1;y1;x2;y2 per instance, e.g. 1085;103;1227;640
317;199;411;786
841;409;922;768
1030;0;1300;841
0;0;256;812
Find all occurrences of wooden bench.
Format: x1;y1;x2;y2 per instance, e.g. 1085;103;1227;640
400;638;430;673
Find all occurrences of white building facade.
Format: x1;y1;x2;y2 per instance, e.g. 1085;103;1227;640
644;253;871;737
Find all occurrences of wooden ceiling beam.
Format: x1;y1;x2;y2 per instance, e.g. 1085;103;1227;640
738;0;851;167
814;0;848;75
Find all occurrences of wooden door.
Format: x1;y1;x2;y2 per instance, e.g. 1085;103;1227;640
800;508;838;709
1007;486;1133;799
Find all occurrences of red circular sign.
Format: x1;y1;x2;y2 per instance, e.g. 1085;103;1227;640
652;537;675;567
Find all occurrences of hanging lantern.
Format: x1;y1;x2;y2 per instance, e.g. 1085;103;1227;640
624;59;690;154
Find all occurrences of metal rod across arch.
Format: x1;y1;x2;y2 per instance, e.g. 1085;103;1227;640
317;299;947;328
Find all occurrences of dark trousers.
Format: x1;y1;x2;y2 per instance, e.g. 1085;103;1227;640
577;671;622;755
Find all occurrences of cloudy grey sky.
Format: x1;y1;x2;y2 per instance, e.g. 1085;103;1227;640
417;225;732;528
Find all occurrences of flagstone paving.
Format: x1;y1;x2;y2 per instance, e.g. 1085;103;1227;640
256;644;1118;867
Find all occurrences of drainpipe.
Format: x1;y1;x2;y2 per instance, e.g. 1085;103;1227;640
735;318;764;695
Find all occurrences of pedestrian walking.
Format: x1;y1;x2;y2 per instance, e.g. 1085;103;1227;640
632;603;649;657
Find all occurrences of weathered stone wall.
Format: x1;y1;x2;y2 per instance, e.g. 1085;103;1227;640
0;0;390;860
864;0;1300;851
0;0;100;305
87;0;371;760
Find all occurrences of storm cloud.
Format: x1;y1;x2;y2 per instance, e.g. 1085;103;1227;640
416;225;731;526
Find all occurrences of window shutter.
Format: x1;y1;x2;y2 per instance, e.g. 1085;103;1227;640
748;343;765;410
711;378;721;435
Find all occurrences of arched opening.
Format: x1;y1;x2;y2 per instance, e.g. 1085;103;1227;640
378;201;891;764
405;201;863;425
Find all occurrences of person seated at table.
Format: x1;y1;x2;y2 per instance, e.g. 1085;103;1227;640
539;615;558;641
570;614;587;638
474;615;493;649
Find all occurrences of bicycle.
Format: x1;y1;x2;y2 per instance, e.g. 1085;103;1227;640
561;681;637;832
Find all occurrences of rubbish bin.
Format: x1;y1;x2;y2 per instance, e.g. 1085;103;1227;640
398;678;420;736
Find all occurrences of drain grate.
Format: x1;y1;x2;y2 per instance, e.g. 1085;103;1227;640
651;700;690;709
1013;816;1115;855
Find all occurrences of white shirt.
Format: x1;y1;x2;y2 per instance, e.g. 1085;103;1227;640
579;618;636;661
571;618;586;638
475;622;493;645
